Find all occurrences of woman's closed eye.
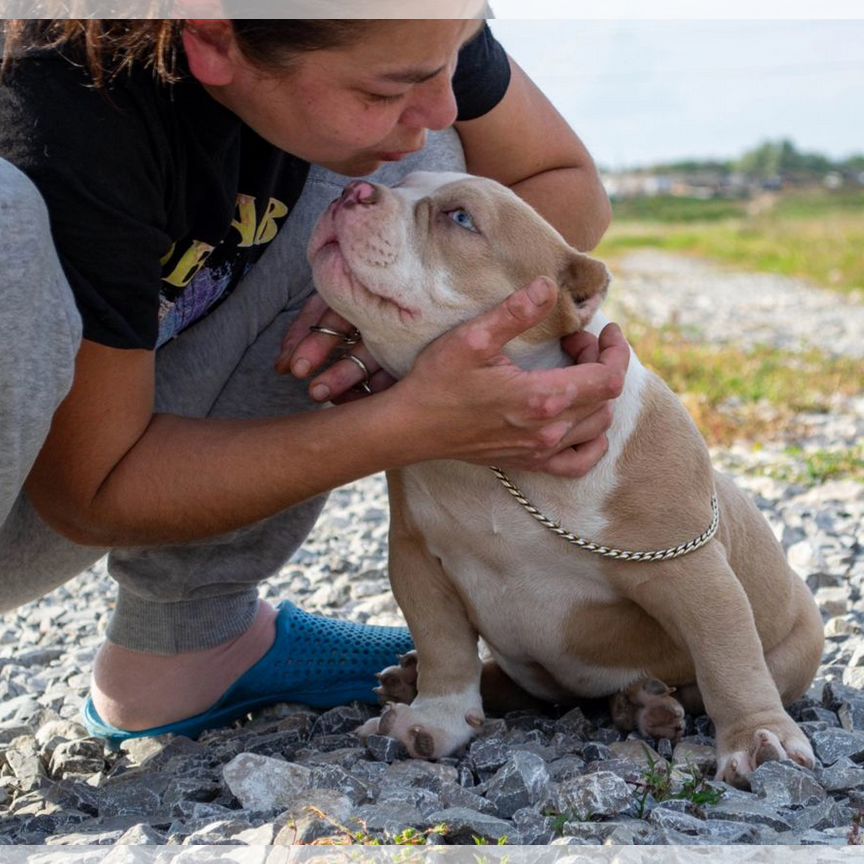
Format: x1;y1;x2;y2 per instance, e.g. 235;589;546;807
365;91;407;105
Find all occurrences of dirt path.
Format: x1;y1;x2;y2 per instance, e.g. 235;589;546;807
605;250;864;360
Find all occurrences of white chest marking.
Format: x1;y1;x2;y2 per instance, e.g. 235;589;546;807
401;319;649;696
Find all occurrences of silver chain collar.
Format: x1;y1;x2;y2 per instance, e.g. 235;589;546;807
489;466;720;563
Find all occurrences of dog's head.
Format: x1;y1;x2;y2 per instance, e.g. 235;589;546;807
308;171;609;377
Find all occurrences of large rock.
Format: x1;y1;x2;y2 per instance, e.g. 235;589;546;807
162;772;222;810
311;704;373;737
222;752;311;811
349;802;425;840
672;739;717;774
749;760;826;807
0;696;40;726
837;702;864;732
511;806;555;844
467;737;511;781
484;751;551;818
377;784;441;817
649;806;709;835
556;770;633;820
35;720;90;759
365;735;408;763
810;728;864;765
548;755;586;782
609;740;668;768
581;742;613;763
44;828;125;846
116;823;169;844
554;706;594;738
379;759;457;793
309;764;370;805
273;790;355;845
181;818;256;845
818;758;864;792
98;772;169;819
790;798;854;832
4;736;44;792
48;739;106;779
423;807;513;844
437;779;496;816
702;798;793;831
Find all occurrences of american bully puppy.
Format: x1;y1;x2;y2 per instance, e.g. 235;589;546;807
307;171;824;787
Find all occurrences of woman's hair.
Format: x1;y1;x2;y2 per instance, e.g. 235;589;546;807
0;20;372;89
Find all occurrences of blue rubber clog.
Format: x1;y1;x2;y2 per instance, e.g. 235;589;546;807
83;602;413;745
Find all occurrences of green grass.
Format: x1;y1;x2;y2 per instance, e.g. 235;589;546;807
610;196;746;223
766;446;864;486
773;188;864;218
288;808;450;845
617;321;863;484
598;189;864;295
547;747;724;832
633;750;724;819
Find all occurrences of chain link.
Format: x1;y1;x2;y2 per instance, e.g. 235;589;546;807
489;466;720;562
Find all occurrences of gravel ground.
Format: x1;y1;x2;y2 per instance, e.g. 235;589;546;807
0;251;862;848
607;249;864;359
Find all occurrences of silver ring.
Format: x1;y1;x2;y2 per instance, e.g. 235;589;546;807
309;325;361;346
343;353;373;394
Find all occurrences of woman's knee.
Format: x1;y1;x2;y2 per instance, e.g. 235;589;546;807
0;158;51;225
1;159;81;351
0;159;82;522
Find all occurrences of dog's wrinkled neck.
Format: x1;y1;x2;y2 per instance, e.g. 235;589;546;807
505;338;572;372
505;300;608;373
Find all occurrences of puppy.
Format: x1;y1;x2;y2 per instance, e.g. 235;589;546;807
307;172;824;787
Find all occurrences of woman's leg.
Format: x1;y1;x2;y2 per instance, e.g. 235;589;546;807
89;130;472;734
0;159;106;609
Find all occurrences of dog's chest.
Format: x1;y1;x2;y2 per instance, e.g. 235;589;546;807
400;462;621;608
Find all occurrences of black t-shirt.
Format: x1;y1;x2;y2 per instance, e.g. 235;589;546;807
0;25;511;350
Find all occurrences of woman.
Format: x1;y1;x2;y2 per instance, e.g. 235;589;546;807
0;18;627;742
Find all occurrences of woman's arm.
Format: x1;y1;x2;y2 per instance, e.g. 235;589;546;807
26;279;622;547
455;57;612;251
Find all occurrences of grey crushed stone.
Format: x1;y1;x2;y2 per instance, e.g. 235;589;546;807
0;252;862;845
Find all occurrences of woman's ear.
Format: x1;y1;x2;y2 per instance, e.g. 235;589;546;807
181;20;238;87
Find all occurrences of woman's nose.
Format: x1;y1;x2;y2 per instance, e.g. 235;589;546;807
399;76;459;132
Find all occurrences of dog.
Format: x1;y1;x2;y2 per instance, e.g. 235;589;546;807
307;171;824;787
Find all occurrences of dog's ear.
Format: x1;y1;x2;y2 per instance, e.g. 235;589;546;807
557;250;610;329
558;249;609;302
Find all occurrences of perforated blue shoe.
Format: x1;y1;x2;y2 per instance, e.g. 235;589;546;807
82;602;413;745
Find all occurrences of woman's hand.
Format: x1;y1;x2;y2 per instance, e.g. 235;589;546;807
279;279;629;478
276;293;395;403
388;276;629;478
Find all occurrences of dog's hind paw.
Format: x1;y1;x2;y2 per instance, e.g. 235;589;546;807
610;678;686;742
373;650;418;705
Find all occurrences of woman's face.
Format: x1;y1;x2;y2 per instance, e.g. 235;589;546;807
211;20;484;176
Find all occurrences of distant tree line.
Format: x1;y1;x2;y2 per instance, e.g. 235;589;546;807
651;139;864;181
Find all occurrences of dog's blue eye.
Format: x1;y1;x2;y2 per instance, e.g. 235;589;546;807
446;208;478;233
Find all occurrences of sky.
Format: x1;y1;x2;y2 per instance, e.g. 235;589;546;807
488;18;864;170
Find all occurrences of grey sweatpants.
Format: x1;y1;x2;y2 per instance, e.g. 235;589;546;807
0;129;466;654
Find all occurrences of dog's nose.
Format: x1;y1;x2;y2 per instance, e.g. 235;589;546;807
340;181;378;208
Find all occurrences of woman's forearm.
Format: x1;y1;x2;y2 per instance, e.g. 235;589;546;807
30;388;426;548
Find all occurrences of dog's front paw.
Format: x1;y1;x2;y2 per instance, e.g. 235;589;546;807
716;718;815;789
356;696;484;760
374;650;418;705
